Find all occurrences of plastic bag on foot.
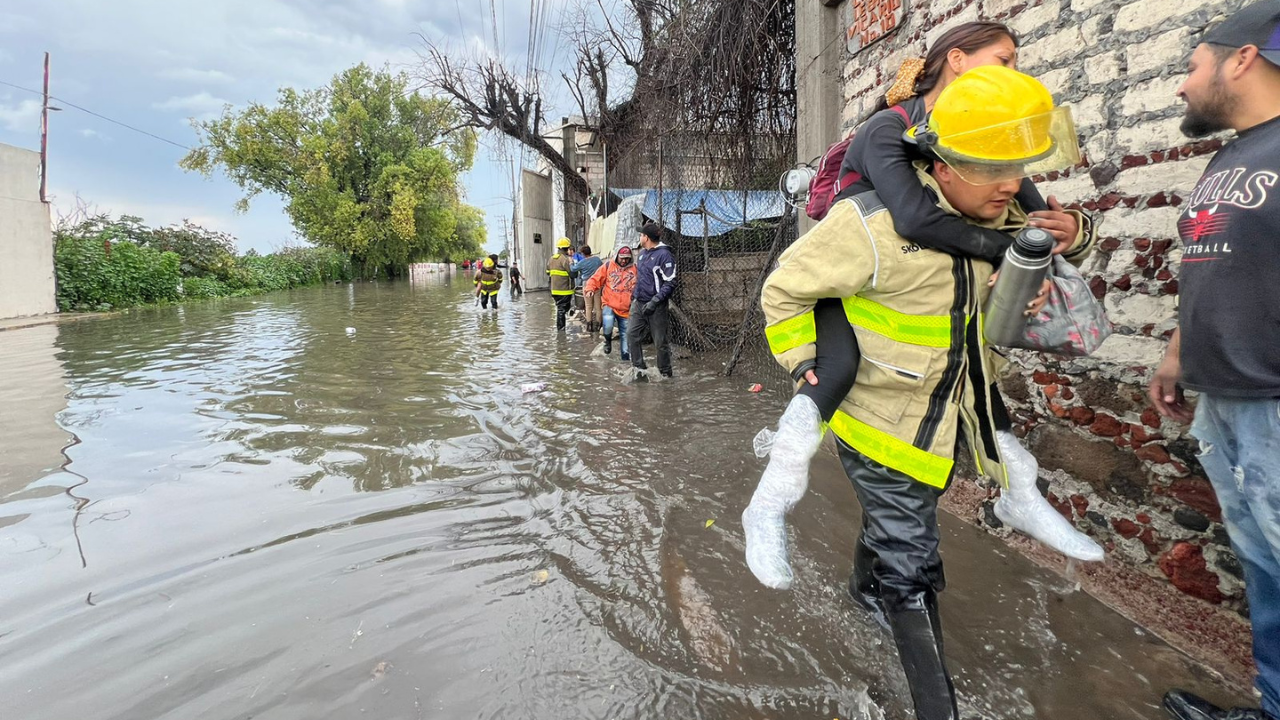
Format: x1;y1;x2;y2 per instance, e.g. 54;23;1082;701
995;431;1105;562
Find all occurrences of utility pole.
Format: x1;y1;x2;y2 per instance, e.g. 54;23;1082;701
39;52;50;204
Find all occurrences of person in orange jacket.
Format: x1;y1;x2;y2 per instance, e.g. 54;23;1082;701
584;246;638;359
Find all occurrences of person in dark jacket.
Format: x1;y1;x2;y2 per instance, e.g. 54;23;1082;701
628;223;677;378
509;263;523;296
571;246;605;333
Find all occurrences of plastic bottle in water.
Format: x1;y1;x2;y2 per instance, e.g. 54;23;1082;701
521;382;547;394
983;227;1054;348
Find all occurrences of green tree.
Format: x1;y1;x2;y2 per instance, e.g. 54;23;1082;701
181;64;486;276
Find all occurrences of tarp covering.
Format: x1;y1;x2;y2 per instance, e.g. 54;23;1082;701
611;188;785;237
613;194;646;249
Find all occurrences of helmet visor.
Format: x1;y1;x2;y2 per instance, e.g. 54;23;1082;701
931;107;1081;185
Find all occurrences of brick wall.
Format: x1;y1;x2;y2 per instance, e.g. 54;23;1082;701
836;0;1251;612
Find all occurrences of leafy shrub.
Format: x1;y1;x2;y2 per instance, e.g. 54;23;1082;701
55;233;182;311
181;276;230;299
55;212;353;311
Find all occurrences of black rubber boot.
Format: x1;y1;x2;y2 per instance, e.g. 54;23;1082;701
603;333;612;354
848;537;890;632
887;591;958;720
1163;691;1276;720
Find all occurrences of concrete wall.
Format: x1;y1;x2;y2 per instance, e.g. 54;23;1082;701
797;0;1255;613
796;0;847;235
0;143;55;320
519;168;554;292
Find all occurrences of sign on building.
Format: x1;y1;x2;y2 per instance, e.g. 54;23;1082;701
846;0;905;55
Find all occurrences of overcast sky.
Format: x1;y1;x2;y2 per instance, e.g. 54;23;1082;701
0;0;586;254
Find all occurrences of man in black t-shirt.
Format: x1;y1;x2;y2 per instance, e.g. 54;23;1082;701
1151;4;1280;720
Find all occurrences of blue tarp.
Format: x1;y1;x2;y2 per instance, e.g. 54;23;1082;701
611;188;785;237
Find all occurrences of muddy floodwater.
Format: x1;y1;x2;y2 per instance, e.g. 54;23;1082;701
0;278;1245;720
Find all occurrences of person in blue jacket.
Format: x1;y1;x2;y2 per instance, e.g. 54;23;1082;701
628;223;677;378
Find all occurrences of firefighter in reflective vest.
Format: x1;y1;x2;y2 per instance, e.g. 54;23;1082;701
474;257;503;310
547;237;575;331
745;67;1096;720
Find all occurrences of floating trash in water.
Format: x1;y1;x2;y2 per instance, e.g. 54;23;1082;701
704;519;715;529
521;382;547;394
618;366;661;384
370;661;391;680
748;383;763;393
530;569;550;586
753;427;775;458
345;327;357;336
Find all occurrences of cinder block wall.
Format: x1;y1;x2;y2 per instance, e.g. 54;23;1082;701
829;0;1251;612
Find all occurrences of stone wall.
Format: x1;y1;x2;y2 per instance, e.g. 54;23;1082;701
829;0;1253;613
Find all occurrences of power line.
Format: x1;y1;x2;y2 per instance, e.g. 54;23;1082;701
0;78;191;150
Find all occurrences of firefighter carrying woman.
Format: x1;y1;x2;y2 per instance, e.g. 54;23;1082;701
474;256;503;310
743;61;1103;720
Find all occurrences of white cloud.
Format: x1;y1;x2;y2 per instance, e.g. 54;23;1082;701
78;128;107;139
158;68;235;85
152;92;230;120
0;99;40;132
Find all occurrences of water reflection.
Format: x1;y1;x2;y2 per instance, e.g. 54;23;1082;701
0;281;1246;720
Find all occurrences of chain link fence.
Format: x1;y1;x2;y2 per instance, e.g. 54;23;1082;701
607;130;800;389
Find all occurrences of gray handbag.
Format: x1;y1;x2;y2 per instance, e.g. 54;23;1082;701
1009;256;1113;357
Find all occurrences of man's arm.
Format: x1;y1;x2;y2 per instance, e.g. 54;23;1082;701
1148;328;1193;422
652;250;677;304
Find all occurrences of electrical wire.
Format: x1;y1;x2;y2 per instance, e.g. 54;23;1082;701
0;78;191;150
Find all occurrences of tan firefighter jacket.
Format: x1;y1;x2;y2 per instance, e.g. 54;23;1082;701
474;267;503;295
762;165;1094;489
547;253;575;296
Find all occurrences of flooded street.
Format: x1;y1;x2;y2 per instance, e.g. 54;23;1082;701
0;278;1243;720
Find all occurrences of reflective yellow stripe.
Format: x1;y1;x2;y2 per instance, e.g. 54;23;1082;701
765;311;817;355
842;296;953;348
828;410;954;488
549;270;570;276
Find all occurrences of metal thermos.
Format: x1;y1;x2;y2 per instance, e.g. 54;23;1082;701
983;227;1055;347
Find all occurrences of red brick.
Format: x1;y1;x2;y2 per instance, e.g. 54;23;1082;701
1099;237;1123;252
1136;444;1172;465
1048;493;1073;521
1133;238;1152;251
1044;384;1061;399
1113;518;1141;539
1095;193;1123;211
1141;408;1162;429
1152;239;1174;254
1070;407;1096;426
1090;414;1125;437
1159;543;1224;604
1129;424;1157;443
1162;280;1179;295
1136;512;1152;524
1070;494;1090;516
1139;527;1164;556
1113;275;1132;291
1134;254;1150;268
1050;402;1069;419
1170;476;1223;523
1061;387;1075;401
1156;268;1173;281
1089;276;1108;299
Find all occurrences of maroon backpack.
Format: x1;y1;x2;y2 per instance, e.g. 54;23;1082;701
805;105;911;222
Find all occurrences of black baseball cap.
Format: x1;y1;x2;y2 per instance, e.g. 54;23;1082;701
1202;0;1280;67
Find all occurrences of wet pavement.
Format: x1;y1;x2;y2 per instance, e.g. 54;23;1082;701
0;277;1247;719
